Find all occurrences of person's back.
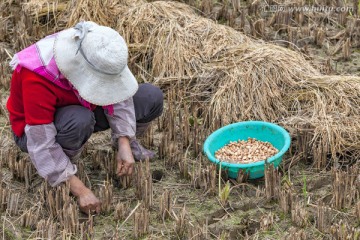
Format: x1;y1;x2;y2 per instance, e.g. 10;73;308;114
7;67;82;137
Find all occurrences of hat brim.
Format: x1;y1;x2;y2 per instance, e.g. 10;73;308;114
53;28;138;106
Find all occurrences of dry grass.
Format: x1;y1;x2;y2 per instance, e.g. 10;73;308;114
0;0;357;182
114;1;360;168
1;0;360;239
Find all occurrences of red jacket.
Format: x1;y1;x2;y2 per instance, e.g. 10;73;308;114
7;67;82;137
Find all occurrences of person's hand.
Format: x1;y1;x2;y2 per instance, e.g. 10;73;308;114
68;175;101;214
78;189;101;214
117;136;135;177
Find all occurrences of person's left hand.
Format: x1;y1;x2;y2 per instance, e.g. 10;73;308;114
116;136;135;177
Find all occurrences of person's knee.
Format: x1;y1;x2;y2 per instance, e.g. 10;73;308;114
133;83;164;123
143;83;164;119
73;109;96;133
55;105;95;150
151;85;164;118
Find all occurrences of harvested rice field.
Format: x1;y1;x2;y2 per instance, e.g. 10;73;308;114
1;0;360;239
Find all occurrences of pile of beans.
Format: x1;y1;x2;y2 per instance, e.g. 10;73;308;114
215;138;279;164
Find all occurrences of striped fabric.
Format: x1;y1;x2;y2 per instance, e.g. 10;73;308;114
25;100;136;186
25;123;77;187
105;97;136;144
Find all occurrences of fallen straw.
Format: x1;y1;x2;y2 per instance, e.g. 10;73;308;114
118;201;141;229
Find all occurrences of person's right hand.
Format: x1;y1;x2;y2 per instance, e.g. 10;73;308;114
77;189;101;214
68;175;101;214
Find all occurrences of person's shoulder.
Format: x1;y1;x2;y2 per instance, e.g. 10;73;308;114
20;67;46;82
19;68;71;96
20;68;58;91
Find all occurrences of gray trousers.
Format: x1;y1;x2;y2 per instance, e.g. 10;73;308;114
14;83;163;153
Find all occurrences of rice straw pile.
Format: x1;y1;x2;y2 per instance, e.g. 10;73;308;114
1;0;360;168
116;1;360;167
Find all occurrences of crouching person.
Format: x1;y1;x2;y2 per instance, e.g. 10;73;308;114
6;21;163;214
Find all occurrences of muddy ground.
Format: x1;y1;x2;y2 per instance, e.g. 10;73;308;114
0;0;360;239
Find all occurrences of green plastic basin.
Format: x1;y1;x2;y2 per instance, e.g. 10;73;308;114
203;121;291;179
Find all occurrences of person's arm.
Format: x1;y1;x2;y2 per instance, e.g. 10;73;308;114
21;71;78;186
105;97;136;143
26;123;101;213
105;98;136;176
25;123;77;186
21;70;100;213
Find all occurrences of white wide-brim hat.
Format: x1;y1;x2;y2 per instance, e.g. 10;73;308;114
54;21;138;106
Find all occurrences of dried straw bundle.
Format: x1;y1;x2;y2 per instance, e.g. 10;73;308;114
0;0;144;56
117;2;250;80
117;1;360;167
64;0;144;28
1;0;360;167
0;0;143;87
